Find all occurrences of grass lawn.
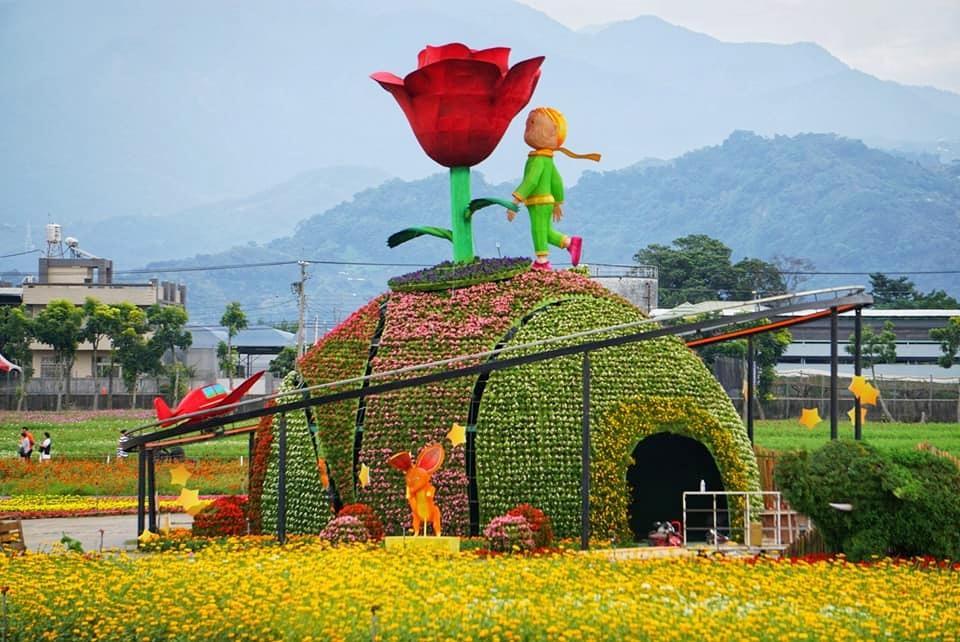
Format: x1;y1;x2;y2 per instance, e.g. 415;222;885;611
754;419;960;456
1;410;250;460
4;412;959;463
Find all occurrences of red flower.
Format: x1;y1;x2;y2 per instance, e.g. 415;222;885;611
372;43;544;167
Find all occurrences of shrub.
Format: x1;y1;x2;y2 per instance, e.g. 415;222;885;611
192;495;248;537
320;515;369;545
337;503;385;542
775;440;960;561
506;504;553;548
483;514;535;553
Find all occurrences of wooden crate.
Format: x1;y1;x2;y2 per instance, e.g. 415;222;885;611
0;517;26;554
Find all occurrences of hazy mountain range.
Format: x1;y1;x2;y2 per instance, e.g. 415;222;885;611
114;132;960;324
2;0;960;232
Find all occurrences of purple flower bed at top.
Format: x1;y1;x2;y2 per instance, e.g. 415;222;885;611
388;257;530;292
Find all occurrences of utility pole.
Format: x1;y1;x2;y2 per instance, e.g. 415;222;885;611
292;261;309;358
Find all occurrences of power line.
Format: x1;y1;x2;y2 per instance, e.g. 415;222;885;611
0;249;42;259
587;262;960;276
113;258;429;275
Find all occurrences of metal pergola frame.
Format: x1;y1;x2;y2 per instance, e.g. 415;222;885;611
126;287;872;548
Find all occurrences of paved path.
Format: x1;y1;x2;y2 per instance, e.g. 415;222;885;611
20;513;194;553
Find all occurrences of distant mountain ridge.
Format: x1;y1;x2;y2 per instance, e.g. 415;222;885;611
0;166;387;274
2;0;959;228
138;132;960;323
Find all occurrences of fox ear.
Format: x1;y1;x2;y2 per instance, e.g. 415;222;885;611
387;451;413;471
415;444;445;474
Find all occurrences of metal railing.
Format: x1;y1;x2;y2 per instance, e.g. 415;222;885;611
683;491;800;552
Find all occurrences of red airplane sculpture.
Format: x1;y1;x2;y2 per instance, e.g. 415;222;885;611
154;371;265;426
0;352;22;374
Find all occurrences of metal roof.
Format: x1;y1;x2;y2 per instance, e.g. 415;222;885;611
187;325;295;352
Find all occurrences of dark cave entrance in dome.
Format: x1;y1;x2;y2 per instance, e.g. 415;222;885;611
626;432;726;542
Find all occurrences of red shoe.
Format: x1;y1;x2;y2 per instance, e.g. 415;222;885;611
567;236;583;266
531;260;553;271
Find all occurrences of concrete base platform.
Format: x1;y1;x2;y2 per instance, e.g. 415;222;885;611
384;535;460;553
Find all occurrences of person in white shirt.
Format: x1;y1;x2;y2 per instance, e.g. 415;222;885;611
39;431;52;461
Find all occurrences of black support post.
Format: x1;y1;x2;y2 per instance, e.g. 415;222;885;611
136;448;146;539
580;352;591;551
146;448;157;533
747;335;755;444
248;431;255;492
830;307;839;440
854;308;863;440
278;412;287;544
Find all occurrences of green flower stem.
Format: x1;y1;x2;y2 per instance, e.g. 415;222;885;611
450;166;474;263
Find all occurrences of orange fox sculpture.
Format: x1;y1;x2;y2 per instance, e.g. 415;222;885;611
387;444;445;536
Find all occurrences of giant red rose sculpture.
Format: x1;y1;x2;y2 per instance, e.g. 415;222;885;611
372;43;545;263
372;43;543;168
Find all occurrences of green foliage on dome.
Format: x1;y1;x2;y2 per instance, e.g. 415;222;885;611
257;270;760;540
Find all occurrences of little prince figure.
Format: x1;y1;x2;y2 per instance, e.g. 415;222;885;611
508;107;600;270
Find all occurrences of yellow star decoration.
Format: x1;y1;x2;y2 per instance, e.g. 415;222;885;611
799;408;823;429
169;464;191;487
847;406;868;424
185;500;210;517
848;375;879;406
358;463;371;488
447;423;467;447
848;375;869;398
138;529;159;544
177;487;201;512
859;382;879;406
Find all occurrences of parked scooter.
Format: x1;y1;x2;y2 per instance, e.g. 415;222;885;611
648;520;683;547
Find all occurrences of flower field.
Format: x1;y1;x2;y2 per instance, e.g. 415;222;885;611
0;458;246;498
0;494;202;519
1;543;958;641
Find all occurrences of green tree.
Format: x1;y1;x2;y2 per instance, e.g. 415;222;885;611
268;345;297;379
846;320;897;421
930;316;960;422
869;273;959;309
930;317;960;369
697;319;791;415
633;235;786;307
220;302;248;387
0;305;34;410
104;303;148;409
115;324;161;409
81;298;118;411
147;304;192;405
217;341;240;381
32;299;85;410
731;257;786;300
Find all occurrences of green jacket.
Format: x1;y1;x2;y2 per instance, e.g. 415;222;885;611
513;154;564;206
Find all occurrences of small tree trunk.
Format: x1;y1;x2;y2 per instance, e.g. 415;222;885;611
871;366;896;422
227;337;234;389
172;354;181;406
91;344;100;411
107;356;115;409
65;356;74;408
56;359;63;411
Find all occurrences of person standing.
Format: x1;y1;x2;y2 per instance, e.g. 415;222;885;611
39;431;52;461
116;429;129;459
18;429;33;461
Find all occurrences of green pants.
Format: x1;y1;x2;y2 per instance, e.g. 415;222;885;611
527;204;566;255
